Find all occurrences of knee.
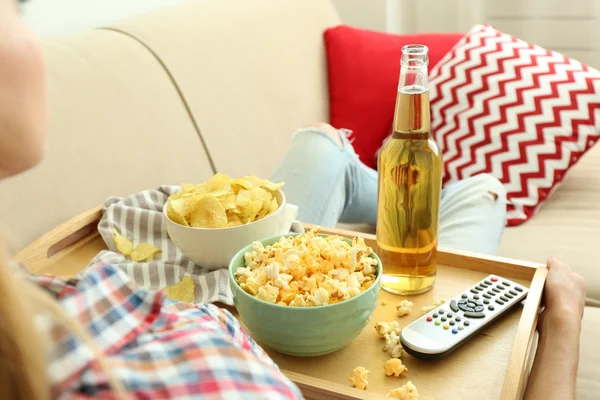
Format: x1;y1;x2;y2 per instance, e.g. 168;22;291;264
295;123;345;149
470;174;507;203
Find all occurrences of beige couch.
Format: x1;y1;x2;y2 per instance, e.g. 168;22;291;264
1;0;598;397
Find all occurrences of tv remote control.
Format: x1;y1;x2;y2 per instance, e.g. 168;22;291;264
400;275;529;360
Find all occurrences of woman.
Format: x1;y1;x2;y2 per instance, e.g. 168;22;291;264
0;0;588;399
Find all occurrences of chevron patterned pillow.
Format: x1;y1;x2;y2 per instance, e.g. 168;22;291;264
428;24;600;226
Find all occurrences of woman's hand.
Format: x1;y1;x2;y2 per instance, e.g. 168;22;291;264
524;257;587;400
538;256;587;337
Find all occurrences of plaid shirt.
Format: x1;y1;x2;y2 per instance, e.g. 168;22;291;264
30;263;303;399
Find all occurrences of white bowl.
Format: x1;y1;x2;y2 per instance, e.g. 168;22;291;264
163;189;300;270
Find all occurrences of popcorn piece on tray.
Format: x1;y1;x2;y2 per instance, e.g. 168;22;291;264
383;331;404;359
396;299;414;317
349;366;370;390
384;358;408;377
387;381;419;399
382;300;388;306
374;321;401;338
420;299;446;315
234;228;378;307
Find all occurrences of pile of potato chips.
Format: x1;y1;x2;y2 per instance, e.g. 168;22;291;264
166;173;284;228
113;229;162;262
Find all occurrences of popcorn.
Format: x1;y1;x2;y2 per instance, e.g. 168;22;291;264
348;366;369;390
381;300;388;306
387;381;418;399
383;332;403;358
235;229;377;306
396;299;414;317
374;321;401;338
384;358;408;377
420;299;446;315
256;284;279;304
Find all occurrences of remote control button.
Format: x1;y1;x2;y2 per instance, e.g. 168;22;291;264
484;280;492;285
487;291;496;297
458;325;464;330
505;293;514;299
492;288;501;293
449;321;455;326
474;305;484;312
443;324;449;330
500;296;509;302
495;299;505;305
483;299;490;304
458;303;470;312
488;305;495;311
473;295;480;300
452;328;458;334
491;276;498;282
509;290;518;296
450;301;459;312
435;321;441;326
497;284;505;290
433;313;438;318
483;294;491;299
503;281;510;286
464;321;471;326
476;285;485;291
470;288;479;294
515;286;523;292
461;294;468;299
454;317;461;322
426;316;433;322
441;317;447;322
464;311;485;319
447;313;453;318
439;310;445;314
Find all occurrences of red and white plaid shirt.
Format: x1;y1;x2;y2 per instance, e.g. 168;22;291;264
28;262;302;399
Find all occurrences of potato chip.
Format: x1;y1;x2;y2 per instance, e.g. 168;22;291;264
240;200;263;223
130;243;162;262
166;201;189;226
181;183;195;193
166;174;284;228
112;229;133;256
163;276;195;303
189;195;228;228
169;196;199;218
222;193;237;210
268;197;279;213
230;177;253;191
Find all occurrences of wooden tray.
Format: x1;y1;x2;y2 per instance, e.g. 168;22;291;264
14;206;547;400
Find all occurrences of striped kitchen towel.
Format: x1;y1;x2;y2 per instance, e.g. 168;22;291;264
85;186;233;305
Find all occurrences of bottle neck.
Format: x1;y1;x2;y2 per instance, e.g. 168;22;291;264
393;59;430;138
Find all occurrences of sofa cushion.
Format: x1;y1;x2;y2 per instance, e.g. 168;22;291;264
427;24;600;227
104;0;340;179
0;30;214;253
578;306;600;399
498;140;600;300
324;25;463;169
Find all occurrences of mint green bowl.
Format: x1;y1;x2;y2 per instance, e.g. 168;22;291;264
228;233;382;357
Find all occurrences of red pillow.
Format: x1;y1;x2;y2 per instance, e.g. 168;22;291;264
324;25;463;168
429;24;600;226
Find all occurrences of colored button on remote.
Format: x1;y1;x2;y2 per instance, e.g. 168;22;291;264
452;328;458;334
443;324;449;330
491;276;498;282
435;321;441;326
426;316;433;322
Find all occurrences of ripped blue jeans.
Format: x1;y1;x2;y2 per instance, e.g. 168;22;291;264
271;127;507;255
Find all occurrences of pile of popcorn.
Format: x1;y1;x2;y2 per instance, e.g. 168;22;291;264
234;228;378;306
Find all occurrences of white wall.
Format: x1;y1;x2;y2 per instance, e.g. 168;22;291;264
22;0;188;38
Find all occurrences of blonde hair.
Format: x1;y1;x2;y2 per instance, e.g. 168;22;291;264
0;247;127;399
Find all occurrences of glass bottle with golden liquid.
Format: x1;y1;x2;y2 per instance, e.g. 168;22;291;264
376;44;443;295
